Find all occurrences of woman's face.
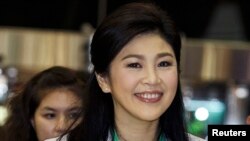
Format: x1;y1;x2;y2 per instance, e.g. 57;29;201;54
31;89;82;141
97;33;178;122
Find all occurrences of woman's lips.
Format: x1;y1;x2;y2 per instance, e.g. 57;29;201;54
135;91;163;103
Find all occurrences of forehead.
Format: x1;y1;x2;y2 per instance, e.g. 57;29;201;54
117;33;174;57
38;89;81;107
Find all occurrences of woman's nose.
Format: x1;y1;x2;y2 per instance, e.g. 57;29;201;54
54;117;68;133
142;67;160;85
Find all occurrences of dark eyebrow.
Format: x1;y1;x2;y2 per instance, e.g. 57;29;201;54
42;107;56;112
41;106;82;112
121;52;174;60
121;54;143;60
157;52;174;58
67;107;82;112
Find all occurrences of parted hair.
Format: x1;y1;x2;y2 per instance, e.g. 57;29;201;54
69;2;188;141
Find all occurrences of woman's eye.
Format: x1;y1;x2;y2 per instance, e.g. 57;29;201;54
158;61;171;67
127;63;141;68
68;112;80;119
43;113;55;119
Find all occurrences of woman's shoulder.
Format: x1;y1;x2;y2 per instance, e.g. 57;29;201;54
187;133;206;141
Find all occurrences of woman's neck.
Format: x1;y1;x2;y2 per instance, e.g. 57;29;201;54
114;113;160;141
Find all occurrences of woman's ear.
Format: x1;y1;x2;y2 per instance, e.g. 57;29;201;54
95;72;111;93
30;118;35;128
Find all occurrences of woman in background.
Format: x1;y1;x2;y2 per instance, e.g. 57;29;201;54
68;2;204;141
3;66;88;141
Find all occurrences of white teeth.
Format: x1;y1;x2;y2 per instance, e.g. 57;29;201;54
137;93;161;99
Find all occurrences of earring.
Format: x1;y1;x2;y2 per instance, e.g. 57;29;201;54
103;87;109;93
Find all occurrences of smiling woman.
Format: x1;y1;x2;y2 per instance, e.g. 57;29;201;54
66;2;204;141
2;66;88;141
96;33;178;123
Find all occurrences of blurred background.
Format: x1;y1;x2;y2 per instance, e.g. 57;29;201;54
0;0;250;139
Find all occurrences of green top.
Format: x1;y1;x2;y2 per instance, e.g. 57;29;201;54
113;129;166;141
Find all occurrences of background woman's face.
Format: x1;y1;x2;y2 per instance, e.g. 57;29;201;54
31;89;82;141
99;33;178;122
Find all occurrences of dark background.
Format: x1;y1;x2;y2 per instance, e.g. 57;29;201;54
0;0;250;40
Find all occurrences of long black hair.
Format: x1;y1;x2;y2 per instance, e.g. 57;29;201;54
69;2;188;141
